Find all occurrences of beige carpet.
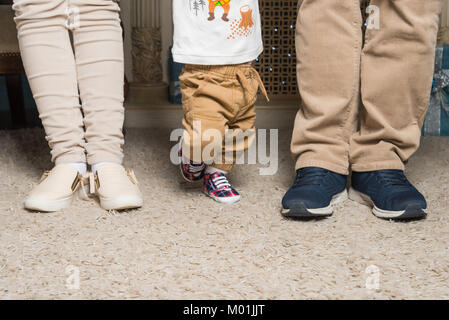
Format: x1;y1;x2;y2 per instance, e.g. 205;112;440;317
0;127;449;300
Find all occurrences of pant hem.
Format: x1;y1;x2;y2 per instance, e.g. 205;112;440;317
87;154;123;166
54;154;87;165
351;161;405;172
295;159;349;175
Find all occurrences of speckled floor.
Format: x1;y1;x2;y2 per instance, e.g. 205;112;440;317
0;128;448;299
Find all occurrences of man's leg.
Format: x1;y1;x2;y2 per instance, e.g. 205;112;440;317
349;0;443;220
291;0;363;175
282;0;363;218
350;0;443;171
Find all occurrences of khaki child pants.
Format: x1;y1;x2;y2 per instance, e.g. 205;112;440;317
180;64;268;171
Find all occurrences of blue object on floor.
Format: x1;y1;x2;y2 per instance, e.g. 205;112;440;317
423;45;449;136
351;170;427;220
168;46;184;105
281;167;347;218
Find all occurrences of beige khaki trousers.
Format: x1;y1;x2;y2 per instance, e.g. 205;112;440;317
291;0;443;175
180;64;266;171
13;0;125;165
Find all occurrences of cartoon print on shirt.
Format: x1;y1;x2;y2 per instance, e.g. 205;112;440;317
208;0;232;22
227;5;255;39
187;0;256;40
189;0;207;16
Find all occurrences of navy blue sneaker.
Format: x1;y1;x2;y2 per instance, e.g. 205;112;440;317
281;167;348;218
349;170;427;220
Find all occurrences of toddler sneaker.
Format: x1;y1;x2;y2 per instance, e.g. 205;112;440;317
90;163;143;211
349;170;427;220
203;171;241;204
24;164;84;212
281;167;348;218
179;140;206;182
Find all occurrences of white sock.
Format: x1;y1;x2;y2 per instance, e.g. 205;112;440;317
68;162;87;176
205;166;228;175
91;162;112;173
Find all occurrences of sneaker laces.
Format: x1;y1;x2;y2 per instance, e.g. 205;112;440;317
293;170;326;187
187;162;205;174
211;174;232;190
376;171;409;187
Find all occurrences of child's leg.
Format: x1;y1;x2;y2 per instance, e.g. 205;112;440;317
72;0;125;166
13;0;86;165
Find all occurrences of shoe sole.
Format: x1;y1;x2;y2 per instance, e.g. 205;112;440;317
100;196;143;211
281;190;348;219
24;195;74;212
204;190;241;204
348;188;427;220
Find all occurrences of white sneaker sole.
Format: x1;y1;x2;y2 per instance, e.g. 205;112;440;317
281;190;348;218
348;188;427;220
204;191;241;204
24;195;74;212
99;195;143;211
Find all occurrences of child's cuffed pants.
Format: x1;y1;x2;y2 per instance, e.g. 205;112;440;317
180;64;266;171
13;0;125;165
291;0;443;175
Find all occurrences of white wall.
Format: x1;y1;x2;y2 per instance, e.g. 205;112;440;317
120;0;173;83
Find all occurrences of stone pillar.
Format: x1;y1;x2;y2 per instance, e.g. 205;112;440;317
128;0;168;104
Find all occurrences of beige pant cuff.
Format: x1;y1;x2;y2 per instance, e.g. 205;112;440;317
351;160;405;173
87;154;123;166
296;159;349;175
54;153;87;165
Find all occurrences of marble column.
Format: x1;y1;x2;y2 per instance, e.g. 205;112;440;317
128;0;168;104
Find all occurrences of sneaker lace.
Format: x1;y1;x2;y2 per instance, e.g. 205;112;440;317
376;171;409;187
188;162;205;174
293;170;326;187
211;174;232;190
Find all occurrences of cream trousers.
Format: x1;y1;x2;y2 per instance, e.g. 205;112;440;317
13;0;125;165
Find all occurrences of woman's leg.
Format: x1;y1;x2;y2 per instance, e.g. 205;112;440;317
71;0;124;166
13;0;86;164
70;0;142;210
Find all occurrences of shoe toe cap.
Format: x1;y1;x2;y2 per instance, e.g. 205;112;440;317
282;187;330;210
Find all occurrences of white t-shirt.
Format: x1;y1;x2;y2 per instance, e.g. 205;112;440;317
172;0;263;65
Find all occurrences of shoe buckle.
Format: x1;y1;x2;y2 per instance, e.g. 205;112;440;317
89;172;100;194
39;170;51;183
71;173;83;192
126;169;139;185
